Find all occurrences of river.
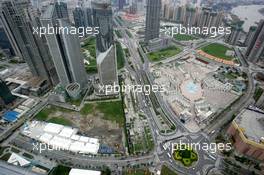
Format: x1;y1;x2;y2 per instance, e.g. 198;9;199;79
231;5;264;32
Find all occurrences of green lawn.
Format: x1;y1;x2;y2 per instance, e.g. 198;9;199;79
82;37;96;58
85;58;97;74
35;108;53;121
0;64;7;70
47;117;73;126
80;103;94;115
50;165;71;175
201;43;234;61
174;34;197;41
0;153;11;161
0;146;8;155
116;41;125;69
35;106;73;126
115;30;122;38
161;165;178;175
147;46;182;62
173;145;198;167
81;101;125;126
254;87;264;101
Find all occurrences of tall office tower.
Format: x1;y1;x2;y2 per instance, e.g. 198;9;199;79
0;20;15;55
245;20;264;63
92;0;117;86
41;2;87;88
0;0;58;85
73;7;85;28
197;7;211;28
184;6;196;27
244;26;257;47
97;45;117;86
92;0;114;53
84;7;93;27
162;3;169;20
145;0;161;43
0;78;15;105
118;0;125;10
172;5;183;22
225;25;242;45
130;0;137;14
208;12;217;27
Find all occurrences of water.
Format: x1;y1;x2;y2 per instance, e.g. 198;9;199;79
231;5;264;32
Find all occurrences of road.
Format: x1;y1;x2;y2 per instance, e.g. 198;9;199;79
1;16;263;175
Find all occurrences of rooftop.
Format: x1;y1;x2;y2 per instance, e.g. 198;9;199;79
234;109;264;143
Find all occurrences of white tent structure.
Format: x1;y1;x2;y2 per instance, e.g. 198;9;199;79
69;169;101;175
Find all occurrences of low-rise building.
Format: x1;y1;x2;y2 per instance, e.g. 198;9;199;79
227;108;264;161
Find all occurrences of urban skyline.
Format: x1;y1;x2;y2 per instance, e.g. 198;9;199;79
0;0;264;175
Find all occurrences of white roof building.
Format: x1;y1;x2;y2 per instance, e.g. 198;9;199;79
22;121;100;154
7;153;31;167
69;169;101;175
44;123;64;134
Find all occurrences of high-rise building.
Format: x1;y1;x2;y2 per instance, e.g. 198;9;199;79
91;0;117;87
84;8;93;27
97;45;117;86
245;20;264;63
225;24;242;45
184;6;196;27
0;20;15;56
118;0;125;10
73;7;85;28
73;6;94;32
0;0;58;85
41;2;87;88
92;0;114;53
244;26;257;47
197;7;211;28
145;0;161;42
0;78;15;105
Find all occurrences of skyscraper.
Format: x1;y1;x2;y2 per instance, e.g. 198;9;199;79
244;26;257;47
92;0;114;53
145;0;161;43
0;20;15;56
92;0;117;87
41;2;87;88
184;6;196;27
84;8;93;27
118;0;125;10
0;0;58;85
97;45;117;86
225;24;242;45
245;20;264;63
73;7;85;28
197;7;211;28
0;78;15;105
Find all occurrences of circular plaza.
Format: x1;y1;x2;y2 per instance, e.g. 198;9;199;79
180;80;203;102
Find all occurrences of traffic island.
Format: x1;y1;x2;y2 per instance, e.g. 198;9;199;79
173;144;198;167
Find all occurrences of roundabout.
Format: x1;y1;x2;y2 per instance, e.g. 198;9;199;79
173;144;199;167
